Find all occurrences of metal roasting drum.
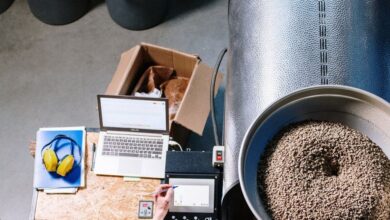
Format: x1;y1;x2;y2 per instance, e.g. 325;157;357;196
223;0;390;219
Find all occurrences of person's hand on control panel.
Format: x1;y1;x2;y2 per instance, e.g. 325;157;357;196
153;184;173;220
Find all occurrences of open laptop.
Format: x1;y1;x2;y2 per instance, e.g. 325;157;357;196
94;95;169;178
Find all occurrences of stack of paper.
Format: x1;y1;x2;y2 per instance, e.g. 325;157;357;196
33;127;86;194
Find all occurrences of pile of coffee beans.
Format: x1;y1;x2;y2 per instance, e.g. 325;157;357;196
258;121;390;219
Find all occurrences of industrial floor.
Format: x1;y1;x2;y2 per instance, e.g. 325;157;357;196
0;0;228;218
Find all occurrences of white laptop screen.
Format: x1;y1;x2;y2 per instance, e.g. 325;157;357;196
98;96;169;133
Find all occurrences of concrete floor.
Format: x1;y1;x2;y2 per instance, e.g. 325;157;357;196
0;0;228;218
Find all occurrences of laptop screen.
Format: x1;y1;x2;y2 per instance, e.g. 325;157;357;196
98;95;169;133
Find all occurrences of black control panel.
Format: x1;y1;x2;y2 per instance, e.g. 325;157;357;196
167;213;215;220
164;151;223;220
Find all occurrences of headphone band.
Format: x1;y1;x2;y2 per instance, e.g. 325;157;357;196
40;135;64;154
41;134;82;166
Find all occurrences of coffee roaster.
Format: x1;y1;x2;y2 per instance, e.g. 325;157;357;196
223;1;390;219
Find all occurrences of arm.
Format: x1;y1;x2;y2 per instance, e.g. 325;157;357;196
153;184;174;220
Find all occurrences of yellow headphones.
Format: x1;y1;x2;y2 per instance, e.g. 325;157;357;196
41;135;81;177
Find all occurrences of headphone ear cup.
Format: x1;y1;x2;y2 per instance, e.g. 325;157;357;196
56;155;75;177
42;149;58;172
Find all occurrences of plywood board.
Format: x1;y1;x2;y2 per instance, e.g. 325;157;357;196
34;132;161;220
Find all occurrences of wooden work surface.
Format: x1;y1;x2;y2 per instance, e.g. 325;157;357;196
32;132;161;220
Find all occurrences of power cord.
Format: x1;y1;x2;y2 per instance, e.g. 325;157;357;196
211;48;227;167
210;48;228;146
168;140;183;151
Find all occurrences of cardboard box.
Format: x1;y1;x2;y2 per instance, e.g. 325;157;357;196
105;43;222;145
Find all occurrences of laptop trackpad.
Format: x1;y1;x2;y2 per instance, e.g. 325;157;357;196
118;159;142;174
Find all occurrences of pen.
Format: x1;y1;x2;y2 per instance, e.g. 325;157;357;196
91;143;96;171
150;185;178;195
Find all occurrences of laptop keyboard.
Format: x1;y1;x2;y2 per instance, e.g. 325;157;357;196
102;135;164;159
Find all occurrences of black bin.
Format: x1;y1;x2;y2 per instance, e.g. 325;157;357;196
106;0;168;30
0;0;14;14
28;0;90;25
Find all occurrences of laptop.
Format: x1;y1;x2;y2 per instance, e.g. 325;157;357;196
94;95;170;178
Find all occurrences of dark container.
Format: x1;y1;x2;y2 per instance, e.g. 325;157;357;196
0;0;14;14
28;0;90;25
106;0;168;30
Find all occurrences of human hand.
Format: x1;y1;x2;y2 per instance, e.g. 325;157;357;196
153;184;173;220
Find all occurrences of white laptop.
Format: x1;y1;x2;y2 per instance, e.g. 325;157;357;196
94;95;169;178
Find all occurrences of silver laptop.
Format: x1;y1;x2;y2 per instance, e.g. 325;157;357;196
94;95;169;178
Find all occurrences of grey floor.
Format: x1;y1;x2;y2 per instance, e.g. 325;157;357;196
0;0;228;219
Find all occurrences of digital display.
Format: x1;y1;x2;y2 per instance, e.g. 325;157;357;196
174;185;210;207
169;178;215;213
99;97;167;132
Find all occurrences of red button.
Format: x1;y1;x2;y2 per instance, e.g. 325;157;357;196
217;155;222;161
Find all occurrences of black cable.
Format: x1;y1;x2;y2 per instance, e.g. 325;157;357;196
210;48;227;146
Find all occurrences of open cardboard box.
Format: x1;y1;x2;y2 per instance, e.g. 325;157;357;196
105;43;222;146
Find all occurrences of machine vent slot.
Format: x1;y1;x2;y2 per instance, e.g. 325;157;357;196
319;0;329;84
